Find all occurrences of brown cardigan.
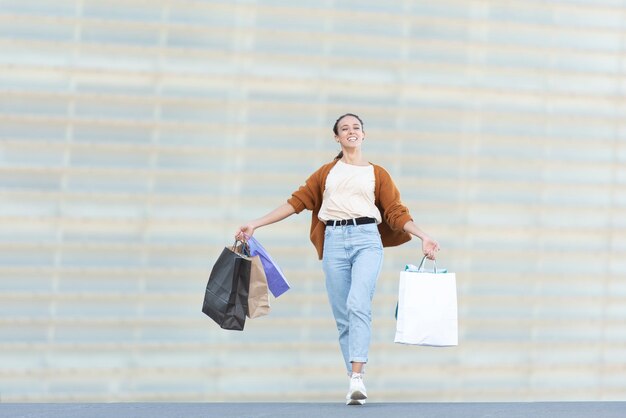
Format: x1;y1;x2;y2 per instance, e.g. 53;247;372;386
287;159;413;260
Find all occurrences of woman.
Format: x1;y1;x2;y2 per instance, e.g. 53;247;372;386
236;113;440;405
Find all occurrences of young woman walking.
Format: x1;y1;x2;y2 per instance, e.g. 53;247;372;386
236;113;440;405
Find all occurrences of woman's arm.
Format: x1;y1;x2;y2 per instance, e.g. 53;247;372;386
236;202;296;240
403;220;440;260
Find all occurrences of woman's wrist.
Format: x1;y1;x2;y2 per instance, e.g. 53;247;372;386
249;221;264;233
403;220;428;240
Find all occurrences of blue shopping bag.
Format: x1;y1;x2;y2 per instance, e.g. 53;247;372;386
246;236;290;298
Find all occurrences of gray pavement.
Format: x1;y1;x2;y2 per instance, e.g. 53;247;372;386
1;402;625;418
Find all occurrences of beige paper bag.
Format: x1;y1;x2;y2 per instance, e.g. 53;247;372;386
246;255;271;319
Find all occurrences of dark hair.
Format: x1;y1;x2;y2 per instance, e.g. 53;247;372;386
332;113;364;160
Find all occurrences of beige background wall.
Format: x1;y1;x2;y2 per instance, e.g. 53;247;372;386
1;0;625;402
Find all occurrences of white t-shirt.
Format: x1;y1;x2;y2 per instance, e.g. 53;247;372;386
318;160;382;223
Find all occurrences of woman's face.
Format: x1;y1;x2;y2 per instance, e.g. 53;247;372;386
335;115;365;150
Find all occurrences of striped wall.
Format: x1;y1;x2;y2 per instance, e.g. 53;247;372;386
1;0;625;402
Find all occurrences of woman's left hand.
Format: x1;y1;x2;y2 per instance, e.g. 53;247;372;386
422;236;440;260
401;221;441;260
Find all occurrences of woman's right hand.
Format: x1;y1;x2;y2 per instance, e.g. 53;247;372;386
234;203;296;242
235;223;255;241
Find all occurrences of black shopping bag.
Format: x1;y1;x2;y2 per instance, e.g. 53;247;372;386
202;244;251;331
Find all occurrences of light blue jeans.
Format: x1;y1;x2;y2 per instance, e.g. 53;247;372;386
322;222;384;373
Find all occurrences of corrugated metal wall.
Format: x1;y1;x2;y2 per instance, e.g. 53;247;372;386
1;0;625;402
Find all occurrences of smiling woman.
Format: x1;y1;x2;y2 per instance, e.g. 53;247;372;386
332;113;365;161
236;113;440;406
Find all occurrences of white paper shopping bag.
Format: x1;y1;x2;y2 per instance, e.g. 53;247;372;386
394;259;458;346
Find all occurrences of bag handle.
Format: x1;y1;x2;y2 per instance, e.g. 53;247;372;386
417;255;437;274
232;240;250;257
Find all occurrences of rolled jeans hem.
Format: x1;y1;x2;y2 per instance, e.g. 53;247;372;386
350;357;368;364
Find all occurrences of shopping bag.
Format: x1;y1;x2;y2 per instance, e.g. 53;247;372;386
394;256;458;346
394;264;447;319
235;242;271;319
246;236;290;298
202;242;251;331
247;255;271;318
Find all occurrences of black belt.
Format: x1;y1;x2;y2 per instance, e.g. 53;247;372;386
325;217;377;227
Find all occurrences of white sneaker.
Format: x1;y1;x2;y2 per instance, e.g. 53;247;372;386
345;373;367;405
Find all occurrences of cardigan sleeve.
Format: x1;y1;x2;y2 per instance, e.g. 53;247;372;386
376;166;413;231
286;168;323;214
